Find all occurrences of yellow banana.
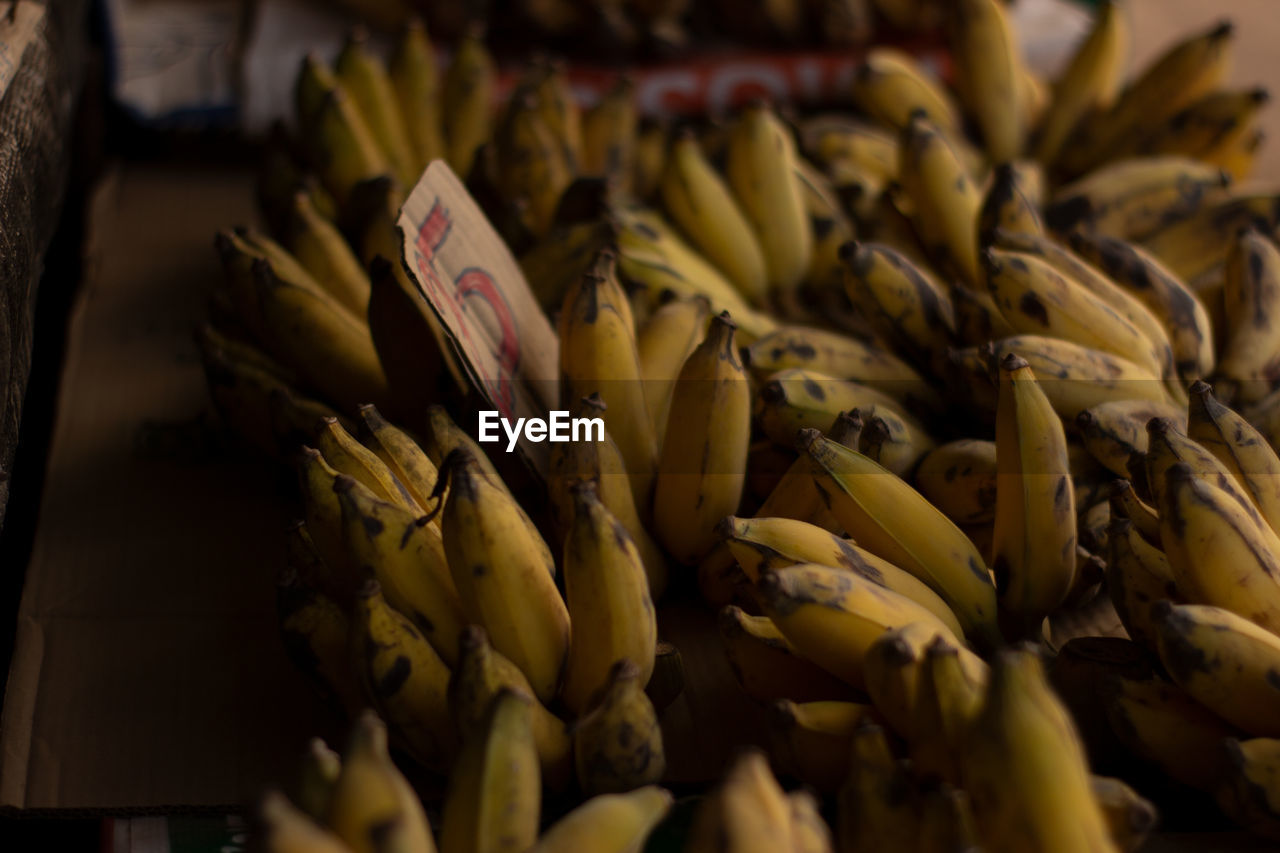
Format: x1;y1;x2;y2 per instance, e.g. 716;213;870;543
862;621;985;741
1139;193;1280;285
1219;737;1280;840
911;635;989;784
441;26;495;180
448;625;572;793
962;648;1117;853
836;723;919;852
687;748;794;853
796;157;859;300
335;30;420;190
768;698;879;793
757;562;963;689
521;219;616;312
1076;398;1187;478
496;90;574;238
1157;462;1280;635
259;790;353;853
631;119;667;202
319;416;418;510
294;737;340;822
851;48;962;134
1153;601;1280;737
978;162;1044;247
788;789;835;853
725;101;813;310
276;562;363;718
434;449;569;702
842;241;956;372
752;409;863;533
310;85;393;208
532;61;583;173
1218;228;1280;404
1109;479;1161;546
915;438;998;525
799;114;898;182
1205;125;1265;183
356;405;439;513
297;447;365;606
855;409;934;478
580;77;637;194
1035;0;1126;165
799;429;1001;648
720;515;964;635
561;481;657;714
438;690;541;853
1140;87;1270;160
1189;381;1280;535
653;313;751;564
951;281;1018;347
1107;517;1180;653
419;405;511;501
336;476;463;665
661;129;768;305
389;20;446;171
717;604;858;703
636;295;709;441
948;0;1026;163
756;368;929;451
530;786;673;853
1090;775;1159;853
572;658;665;795
560;249;659;511
1144;416;1261;519
281;191;371;316
326;711;439;853
898;114;984;287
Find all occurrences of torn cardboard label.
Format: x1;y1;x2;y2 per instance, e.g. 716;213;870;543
397;161;560;477
0;1;44;100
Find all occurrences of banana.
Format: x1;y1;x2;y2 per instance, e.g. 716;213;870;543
1219;737;1280;840
788;789;836;853
560;249;659;511
916;785;980;853
725;101;813;309
1076;399;1187;478
1189;381;1280;535
1144;417;1261;519
326;711;439;853
836;723;919;852
855;409;933;478
1153;601;1280;737
497;90;574;238
1140;87;1270;160
985;247;1170;380
661;129;769;305
530;786;673;853
297;447;365;605
294;737;340;822
756;562;963;689
319;417;419;510
915;438;998;525
389;20;446;170
898;114;984;288
282;192;371;316
1218;228;1280;404
1059;21;1235;176
861;621;939;739
276;563;363;718
310;85;393;208
769;698;879;792
1046;157;1231;243
962;648;1117;853
441;25;495;180
532;61;583;172
357;405;439;513
259;790;353;853
687;748;794;853
438;690;541;853
547;394;667;594
1139;193;1280;285
719;515;965;636
572;658;665;795
851;48;962;134
796;156;859;299
336;477;463;665
419;405;509;500
254;261;391;412
214;227;339;336
911;636;988;784
717;604;858;703
634;295;709;442
799;114;899;182
1157;462;1280;635
978;162;1044;247
952;282;1018;347
1090;775;1159;853
561;481;658;714
631;119;667;202
842;241;956;372
1105;673;1237;789
799;428;1001;648
752;409;863;532
335;31;419;190
756;368;931;448
448;626;572;792
1109;479;1162;547
1107;517;1180;653
1035;0;1125;165
653;313;751;564
1205;126;1265;183
580;77;637;194
350;581;457;771
521;219;616;312
434;449;569;702
1248;387;1280;449
948;0;1025;163
974;336;1165;418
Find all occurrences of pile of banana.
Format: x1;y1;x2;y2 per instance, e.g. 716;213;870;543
201;0;1280;849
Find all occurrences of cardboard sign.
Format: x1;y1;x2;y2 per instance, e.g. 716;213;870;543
397;161;560;476
0;1;45;100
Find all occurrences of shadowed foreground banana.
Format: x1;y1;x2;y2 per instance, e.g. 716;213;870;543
1188;381;1280;535
836;723;918;852
636;296;710;443
717;604;859;703
572;659;665;796
1107;517;1180;653
530;786;673;853
687;748;796;853
861;622;945;740
653;312;751;564
799;429;1000;648
259;790;354;853
276;562;363;719
898;113;983;288
1220;737;1280;840
769;698;879;792
293;737;340;822
439;690;541;853
910;636;988;784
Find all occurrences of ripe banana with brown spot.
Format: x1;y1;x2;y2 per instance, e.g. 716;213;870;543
978;162;1044;248
915;438;998;526
276;561;363;718
851;48;962;134
1107;516;1180;653
580;77;637;194
836;723;920;852
718;604;859;703
572;659;665;796
1140;193;1280;285
1189;381;1280;536
1076;398;1187;478
1217;228;1280;404
842;241;956;373
898;114;984;288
